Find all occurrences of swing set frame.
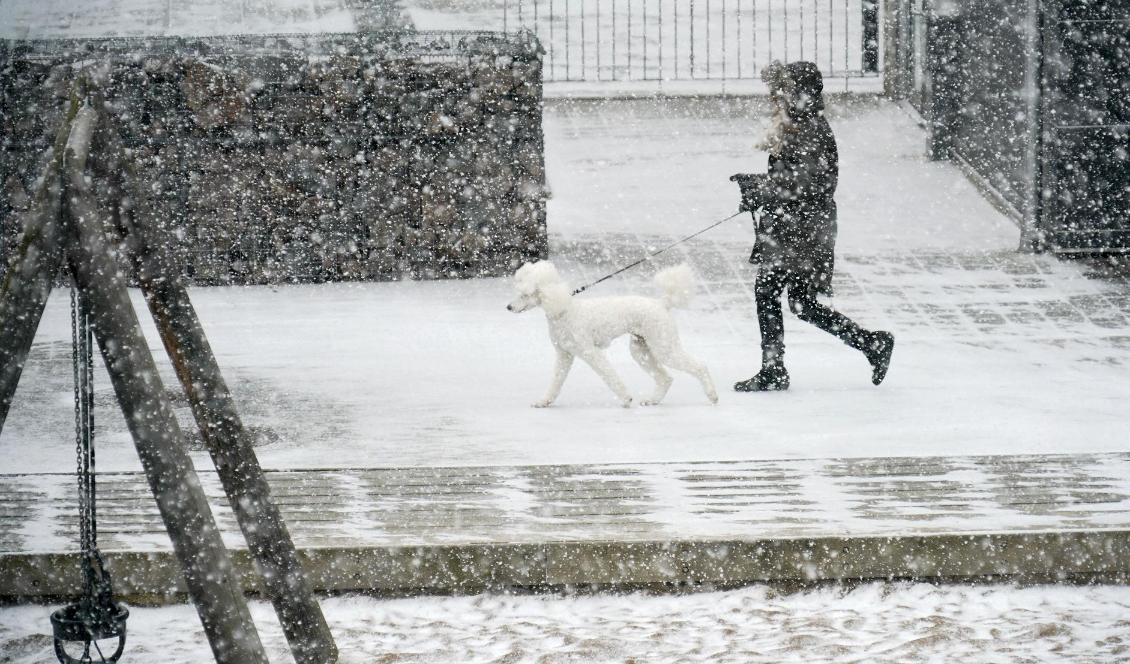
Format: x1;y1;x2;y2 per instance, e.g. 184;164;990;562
0;67;338;664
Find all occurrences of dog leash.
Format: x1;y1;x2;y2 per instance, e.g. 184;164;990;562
571;210;746;296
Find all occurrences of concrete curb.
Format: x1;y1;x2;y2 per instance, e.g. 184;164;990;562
6;530;1128;602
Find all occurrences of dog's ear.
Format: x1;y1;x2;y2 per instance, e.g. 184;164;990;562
514;262;538;294
538;282;572;316
530;261;560;288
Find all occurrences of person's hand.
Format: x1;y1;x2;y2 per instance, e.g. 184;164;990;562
731;173;759;211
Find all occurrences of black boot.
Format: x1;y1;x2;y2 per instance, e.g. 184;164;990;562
734;364;790;391
735;348;790;392
865;331;894;385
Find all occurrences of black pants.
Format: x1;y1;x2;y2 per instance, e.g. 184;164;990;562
755;266;869;363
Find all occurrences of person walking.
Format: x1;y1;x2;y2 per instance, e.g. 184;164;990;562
731;61;894;392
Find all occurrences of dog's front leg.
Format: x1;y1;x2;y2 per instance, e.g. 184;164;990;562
533;349;574;408
578;351;633;408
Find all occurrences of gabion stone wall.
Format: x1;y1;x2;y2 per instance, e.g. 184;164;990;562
0;32;547;284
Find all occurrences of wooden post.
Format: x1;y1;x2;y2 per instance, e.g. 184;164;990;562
0;96;81;429
95;105;338;663
63;102;269;664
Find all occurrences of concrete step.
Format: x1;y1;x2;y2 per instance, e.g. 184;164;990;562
3;452;1129;600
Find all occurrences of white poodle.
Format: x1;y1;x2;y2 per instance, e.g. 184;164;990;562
507;261;719;408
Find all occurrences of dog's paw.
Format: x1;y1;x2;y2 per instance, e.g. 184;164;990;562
640;398;661;407
532;399;554;408
708;392;719;404
620;397;633;409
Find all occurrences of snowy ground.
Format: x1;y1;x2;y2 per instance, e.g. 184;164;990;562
3;583;1129;662
4;78;1130;664
4;97;1127;474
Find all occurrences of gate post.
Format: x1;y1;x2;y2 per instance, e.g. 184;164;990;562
1018;0;1045;252
863;0;882;74
882;0;910;98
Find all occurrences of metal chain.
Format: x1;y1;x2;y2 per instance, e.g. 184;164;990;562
71;282;100;596
83;292;96;552
69;285;88;569
52;81;129;664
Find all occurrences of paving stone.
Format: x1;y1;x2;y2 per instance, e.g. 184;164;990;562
552;236;1130;356
3;452;1130;597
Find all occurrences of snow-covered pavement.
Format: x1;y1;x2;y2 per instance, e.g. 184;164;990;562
3;97;1128;473
4;94;1130;663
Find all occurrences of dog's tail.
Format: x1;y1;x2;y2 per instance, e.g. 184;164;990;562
654;264;696;309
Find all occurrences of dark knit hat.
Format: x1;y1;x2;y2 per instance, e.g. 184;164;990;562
784;61;824;97
775;61;825;115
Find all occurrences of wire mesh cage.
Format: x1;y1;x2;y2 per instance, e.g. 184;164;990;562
0;30;548;284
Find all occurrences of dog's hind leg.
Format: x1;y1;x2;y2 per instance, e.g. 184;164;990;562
630;336;673;406
659;347;719;404
534;348;574;408
577;350;633;408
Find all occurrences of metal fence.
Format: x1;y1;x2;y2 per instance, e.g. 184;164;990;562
886;0;1130;253
496;0;882;83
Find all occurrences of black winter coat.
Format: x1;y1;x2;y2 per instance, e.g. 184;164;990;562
735;65;838;295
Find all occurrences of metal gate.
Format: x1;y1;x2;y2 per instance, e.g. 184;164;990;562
1040;0;1130;251
887;0;1130;252
495;0;882;84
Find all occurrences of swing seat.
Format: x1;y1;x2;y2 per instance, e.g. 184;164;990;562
51;601;129;663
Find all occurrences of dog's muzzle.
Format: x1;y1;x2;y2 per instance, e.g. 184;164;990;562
507;294;536;313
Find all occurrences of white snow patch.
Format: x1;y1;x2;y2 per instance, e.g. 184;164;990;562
2;583;1128;662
